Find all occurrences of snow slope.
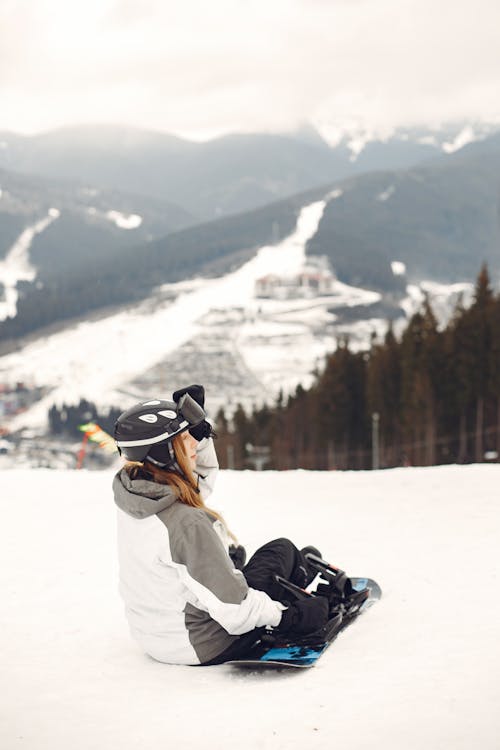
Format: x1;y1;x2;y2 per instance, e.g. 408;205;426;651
0;209;60;321
1;464;499;750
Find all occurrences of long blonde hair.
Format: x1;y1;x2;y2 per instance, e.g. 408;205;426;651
125;433;235;539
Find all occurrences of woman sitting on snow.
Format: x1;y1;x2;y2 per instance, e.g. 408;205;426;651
112;384;346;666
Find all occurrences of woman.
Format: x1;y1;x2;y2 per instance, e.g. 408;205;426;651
112;385;332;666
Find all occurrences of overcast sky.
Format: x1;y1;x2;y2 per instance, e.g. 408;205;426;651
1;0;499;140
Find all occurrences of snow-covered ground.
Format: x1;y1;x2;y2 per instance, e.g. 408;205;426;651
401;281;474;328
1;464;499;750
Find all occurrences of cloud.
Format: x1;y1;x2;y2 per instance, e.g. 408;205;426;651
1;0;500;136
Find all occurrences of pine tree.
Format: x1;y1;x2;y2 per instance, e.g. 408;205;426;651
487;294;500;457
399;299;441;465
231;404;253;469
366;323;402;466
468;264;494;460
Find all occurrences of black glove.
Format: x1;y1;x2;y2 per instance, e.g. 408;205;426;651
173;384;214;441
189;420;215;441
277;596;329;635
173;384;205;407
229;544;247;570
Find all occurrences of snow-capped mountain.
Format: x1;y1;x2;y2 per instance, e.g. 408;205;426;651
3;125;500;348
1;120;498;222
0;126;341;220
306;130;500;291
312;118;500;161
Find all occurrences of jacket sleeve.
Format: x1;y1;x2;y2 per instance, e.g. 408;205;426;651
170;514;283;635
194;437;219;498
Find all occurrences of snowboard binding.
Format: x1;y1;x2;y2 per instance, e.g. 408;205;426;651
228;572;381;669
304;552;370;618
274;552;370;622
268;552;372;649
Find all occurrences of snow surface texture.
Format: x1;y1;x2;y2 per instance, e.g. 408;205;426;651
1;464;499;750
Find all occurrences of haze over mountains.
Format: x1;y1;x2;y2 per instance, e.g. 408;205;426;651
1;120;499;346
0;120;497;219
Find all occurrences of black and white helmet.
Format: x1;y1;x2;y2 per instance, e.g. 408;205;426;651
114;394;205;467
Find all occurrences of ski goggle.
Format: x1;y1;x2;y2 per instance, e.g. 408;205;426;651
177;392;206;427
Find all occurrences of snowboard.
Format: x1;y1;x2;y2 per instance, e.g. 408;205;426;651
226;577;381;670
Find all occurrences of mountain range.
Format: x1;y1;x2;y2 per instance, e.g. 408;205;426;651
307;132;500;291
1;121;496;220
0;121;500;347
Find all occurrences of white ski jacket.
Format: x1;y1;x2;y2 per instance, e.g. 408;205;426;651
113;437;283;665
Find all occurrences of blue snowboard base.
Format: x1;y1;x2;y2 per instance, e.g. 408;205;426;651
226;577;381;669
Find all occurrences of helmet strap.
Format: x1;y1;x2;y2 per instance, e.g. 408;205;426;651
145;440;195;489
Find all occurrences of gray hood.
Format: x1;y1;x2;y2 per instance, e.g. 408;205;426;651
113;468;178;519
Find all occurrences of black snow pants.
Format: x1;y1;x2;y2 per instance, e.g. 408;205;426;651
201;538;314;665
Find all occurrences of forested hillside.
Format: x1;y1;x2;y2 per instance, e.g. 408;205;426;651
0;166;194;262
3;131;500;349
306;134;500;290
0;183;330;344
2;123;480;220
0;126;341;219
